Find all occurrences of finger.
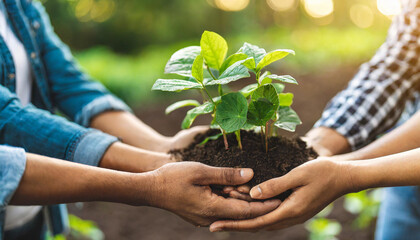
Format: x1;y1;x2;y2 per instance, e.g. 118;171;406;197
250;174;299;200
209;202;292;232
212;197;281;221
229;191;253;202
237;185;250;193
222;186;234;194
195;166;254;186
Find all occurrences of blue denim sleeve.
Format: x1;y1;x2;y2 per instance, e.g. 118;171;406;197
33;2;131;127
0;86;118;167
0;145;26;211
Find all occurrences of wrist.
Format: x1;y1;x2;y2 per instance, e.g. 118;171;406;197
306;127;351;156
341;160;378;193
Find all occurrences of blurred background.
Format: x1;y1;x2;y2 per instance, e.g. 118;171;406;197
42;0;400;239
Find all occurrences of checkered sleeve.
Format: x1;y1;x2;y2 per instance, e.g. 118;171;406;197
314;1;420;150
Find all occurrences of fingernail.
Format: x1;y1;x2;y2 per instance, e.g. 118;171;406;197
240;168;253;179
250;185;262;198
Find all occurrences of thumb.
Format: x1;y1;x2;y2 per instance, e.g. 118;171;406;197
194;166;254;186
250;173;297;200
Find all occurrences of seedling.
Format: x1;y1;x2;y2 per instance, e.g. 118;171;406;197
152;31;302;152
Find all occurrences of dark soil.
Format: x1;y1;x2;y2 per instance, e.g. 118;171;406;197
171;129;318;200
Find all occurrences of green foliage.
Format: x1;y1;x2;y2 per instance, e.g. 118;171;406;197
46;214;104;240
343;189;382;229
181;102;215;129
152;30;302;149
306;218;342;240
165;99;200;114
200;31;228;70
215;92;248;133
305;204;342;240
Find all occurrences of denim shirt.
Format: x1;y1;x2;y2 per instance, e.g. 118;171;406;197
0;0;131;238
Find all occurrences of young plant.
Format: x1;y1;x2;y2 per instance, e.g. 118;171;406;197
152;30;302;151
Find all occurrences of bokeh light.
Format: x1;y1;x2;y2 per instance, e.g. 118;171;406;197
214;0;250;12
75;0;115;22
377;0;401;16
266;0;297;12
303;0;334;18
350;4;374;28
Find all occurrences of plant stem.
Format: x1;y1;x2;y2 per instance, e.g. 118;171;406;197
202;85;215;104
235;130;242;150
260;126;265;151
256;71;261;86
207;67;217;80
222;130;229;150
218;84;223;96
199;90;207;103
265;122;269;153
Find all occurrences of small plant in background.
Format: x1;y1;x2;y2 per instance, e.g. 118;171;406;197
305;204;342;240
46;214;104;240
152;30;301;151
343;189;382;229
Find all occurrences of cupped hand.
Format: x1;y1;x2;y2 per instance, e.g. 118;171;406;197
161;126;209;152
210;158;355;232
147;162;281;227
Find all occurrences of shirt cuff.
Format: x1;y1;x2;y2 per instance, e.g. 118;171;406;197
0;145;26;210
74;95;132;127
71;130;119;167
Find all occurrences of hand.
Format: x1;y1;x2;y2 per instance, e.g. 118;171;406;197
161;126;209;152
209;158;353;232
146;162;281;227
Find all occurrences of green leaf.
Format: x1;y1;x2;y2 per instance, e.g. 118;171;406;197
182;102;215;129
165;100;201;115
199;132;223;145
267;74;298;85
239;83;258;97
278;93;294;107
247;98;276;126
220;53;248;74
152;79;202;92
256;49;295;72
251;84;280;106
200;31;228;70
239;42;266;68
215;92;248;133
247;84;280;126
192;54;204;83
272;83;285;93
274;106;302;132
205;59;250;86
259;71;272;85
164;46;201;77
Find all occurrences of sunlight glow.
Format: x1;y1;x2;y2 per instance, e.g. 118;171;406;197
377;0;401;16
215;0;250;12
350;4;374;28
303;0;334;18
266;0;297;12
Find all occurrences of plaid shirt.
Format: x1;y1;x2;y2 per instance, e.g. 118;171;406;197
314;0;420;150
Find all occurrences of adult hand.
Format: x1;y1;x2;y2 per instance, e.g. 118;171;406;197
146;162;281;227
209;158;354;232
161;126;209;152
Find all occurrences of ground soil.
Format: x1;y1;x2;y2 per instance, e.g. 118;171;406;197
69;66;377;239
171;129;318;200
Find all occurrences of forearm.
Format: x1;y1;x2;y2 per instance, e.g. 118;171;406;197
346;148;420;192
331;111;420;161
11;153;153;206
91;111;170;152
99;141;172;173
